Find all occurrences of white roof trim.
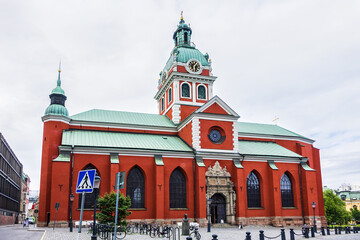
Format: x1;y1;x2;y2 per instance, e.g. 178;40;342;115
194;95;240;118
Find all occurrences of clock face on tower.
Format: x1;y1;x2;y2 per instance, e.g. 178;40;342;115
188;60;200;72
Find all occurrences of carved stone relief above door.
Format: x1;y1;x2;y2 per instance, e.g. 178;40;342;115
205;161;236;224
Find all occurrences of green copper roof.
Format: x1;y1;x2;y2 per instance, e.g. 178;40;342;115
51;70;66;96
71;109;175;128
51;86;65;95
238;141;303;158
238;122;312;141
45;104;69;117
164;47;209;72
61;130;192;152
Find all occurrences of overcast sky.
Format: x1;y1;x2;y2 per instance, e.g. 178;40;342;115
0;0;359;191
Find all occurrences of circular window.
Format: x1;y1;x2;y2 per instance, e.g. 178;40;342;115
208;127;226;144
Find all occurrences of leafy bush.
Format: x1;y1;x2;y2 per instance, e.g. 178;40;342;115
96;192;131;226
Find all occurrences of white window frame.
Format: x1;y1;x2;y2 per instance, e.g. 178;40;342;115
197;84;207;100
168;87;172;103
180;82;192;99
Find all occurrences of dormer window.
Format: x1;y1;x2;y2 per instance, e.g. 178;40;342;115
181;82;191;98
197;85;206;100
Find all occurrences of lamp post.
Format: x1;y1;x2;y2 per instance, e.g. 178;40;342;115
69;193;74;232
207;198;212;232
312;201;316;232
91;176;101;240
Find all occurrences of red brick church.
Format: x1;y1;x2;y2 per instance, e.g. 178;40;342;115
38;16;325;227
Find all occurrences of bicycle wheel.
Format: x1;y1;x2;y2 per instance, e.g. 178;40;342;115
149;227;157;238
165;227;173;238
116;230;126;239
196;233;201;240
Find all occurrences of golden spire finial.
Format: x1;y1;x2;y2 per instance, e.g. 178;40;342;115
180;11;183;20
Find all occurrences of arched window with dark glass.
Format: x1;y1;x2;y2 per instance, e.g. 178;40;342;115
78;164;99;209
169;168;186;208
181;83;190;98
197;85;206;99
281;173;294;207
168;88;172;103
126;167;145;208
247;171;261;208
184;32;188;44
161;98;164;112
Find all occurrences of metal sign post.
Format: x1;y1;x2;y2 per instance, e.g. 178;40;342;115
114;172;125;239
76;169;96;233
53;203;60;230
78;192;85;233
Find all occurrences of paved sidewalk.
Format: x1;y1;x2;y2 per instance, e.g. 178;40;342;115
35;225;360;240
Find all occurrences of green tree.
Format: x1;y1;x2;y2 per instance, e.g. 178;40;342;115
96;192;131;226
323;189;351;224
350;205;360;222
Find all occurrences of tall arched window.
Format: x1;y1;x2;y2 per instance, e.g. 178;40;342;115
161;98;164;112
78;164;99;209
280;173;293;207
168;88;172;103
197;85;206;99
184;32;188;44
181;83;190;98
126;167;145;208
247;171;261;208
169;168;186;208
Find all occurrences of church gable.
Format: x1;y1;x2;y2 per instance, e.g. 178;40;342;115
195;95;239;118
202;102;229;115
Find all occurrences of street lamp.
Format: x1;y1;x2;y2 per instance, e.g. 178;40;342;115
207;198;212;232
312;201;316;232
69;193;75;232
91;176;101;240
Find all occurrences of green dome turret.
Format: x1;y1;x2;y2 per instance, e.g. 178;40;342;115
173;12;192;47
45;68;68;117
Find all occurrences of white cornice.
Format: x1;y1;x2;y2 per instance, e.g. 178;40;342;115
243;155;304;163
42;115;70;124
238;132;315;144
59;146;194;158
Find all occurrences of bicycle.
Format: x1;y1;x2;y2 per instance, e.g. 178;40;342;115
189;226;201;240
150;225;173;238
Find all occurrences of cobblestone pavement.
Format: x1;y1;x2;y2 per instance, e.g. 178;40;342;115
35;225;360;240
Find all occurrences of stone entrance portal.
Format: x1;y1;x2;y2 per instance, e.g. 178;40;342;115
206;161;236;224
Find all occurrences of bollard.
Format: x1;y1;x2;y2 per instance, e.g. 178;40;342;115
290;228;295;240
281;228;286;240
311;226;315;237
186;237;192;240
339;226;342;234
304;226;309;238
259;230;264;240
327;226;330;235
335;226;338;234
245;232;251;240
321;226;325;235
212;234;218;240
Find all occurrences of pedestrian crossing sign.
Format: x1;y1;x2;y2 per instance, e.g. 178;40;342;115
76;169;96;193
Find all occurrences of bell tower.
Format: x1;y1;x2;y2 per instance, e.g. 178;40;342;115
155;14;217;124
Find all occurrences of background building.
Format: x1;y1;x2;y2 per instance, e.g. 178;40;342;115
19;173;30;223
38;16;325;227
0;133;22;225
335;184;360;211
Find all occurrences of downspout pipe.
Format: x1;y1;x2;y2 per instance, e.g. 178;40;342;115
298;162;305;225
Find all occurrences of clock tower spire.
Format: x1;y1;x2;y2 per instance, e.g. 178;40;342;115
154;16;217;124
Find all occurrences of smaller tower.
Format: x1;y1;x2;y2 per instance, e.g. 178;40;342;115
44;67;68;117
